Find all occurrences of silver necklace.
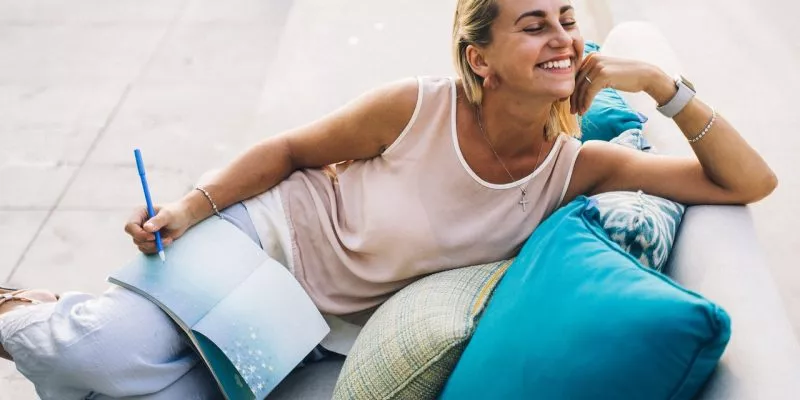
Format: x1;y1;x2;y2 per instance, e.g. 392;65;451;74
475;106;547;212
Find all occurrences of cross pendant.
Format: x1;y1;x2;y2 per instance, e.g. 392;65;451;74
519;192;530;212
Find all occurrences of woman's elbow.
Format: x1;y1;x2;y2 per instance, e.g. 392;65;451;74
761;171;779;198
742;171;778;204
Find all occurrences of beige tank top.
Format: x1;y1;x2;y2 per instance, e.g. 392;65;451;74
276;76;582;315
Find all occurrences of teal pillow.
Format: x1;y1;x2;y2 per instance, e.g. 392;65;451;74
580;42;648;142
440;197;730;400
591;129;686;271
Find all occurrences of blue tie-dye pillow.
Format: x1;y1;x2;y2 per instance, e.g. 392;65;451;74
590;129;686;271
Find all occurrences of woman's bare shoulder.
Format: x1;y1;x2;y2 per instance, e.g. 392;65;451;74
281;77;421;169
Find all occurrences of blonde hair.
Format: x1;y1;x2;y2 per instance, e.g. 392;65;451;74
453;0;581;141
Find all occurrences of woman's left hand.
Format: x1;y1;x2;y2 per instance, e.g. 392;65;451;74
570;53;669;115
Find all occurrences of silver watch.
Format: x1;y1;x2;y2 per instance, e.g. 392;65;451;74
656;75;696;118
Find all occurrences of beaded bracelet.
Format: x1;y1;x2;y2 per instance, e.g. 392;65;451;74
195;186;223;219
688;108;717;144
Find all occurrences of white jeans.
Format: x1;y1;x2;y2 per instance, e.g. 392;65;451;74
0;287;220;400
0;202;279;399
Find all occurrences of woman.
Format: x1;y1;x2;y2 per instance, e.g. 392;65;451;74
0;0;776;398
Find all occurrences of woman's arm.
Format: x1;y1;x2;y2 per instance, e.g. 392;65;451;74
181;78;420;223
563;56;777;206
126;78;419;253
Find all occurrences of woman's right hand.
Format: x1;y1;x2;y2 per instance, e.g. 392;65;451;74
124;202;193;254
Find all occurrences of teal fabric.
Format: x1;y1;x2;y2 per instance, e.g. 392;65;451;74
590;129;686;271
440;197;730;400
579;42;648;142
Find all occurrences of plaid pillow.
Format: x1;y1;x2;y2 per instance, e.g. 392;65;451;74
332;260;511;400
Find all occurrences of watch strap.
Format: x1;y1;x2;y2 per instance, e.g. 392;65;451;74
657;75;696;118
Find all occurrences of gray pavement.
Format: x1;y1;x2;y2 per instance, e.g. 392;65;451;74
0;0;797;398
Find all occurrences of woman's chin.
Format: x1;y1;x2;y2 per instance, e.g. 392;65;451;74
543;88;575;103
535;82;575;103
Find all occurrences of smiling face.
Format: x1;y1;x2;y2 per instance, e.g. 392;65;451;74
467;0;584;101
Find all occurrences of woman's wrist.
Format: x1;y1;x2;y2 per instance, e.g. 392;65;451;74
643;65;678;107
179;190;213;227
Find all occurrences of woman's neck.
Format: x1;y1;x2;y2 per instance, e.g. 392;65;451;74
479;89;553;158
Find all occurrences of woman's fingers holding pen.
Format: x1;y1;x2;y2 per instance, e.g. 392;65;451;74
135;236;174;254
142;206;175;234
125;205;174;254
125;202;193;254
131;231;174;246
143;203;192;244
124;206;160;243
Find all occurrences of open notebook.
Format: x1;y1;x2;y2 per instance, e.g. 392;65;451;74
108;217;329;399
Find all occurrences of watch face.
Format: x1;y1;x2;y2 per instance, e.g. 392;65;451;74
679;75;696;92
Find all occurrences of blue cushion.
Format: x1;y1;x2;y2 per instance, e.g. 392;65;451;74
440;197;730;400
579;42;648;142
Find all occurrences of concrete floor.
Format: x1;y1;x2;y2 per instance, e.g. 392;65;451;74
0;0;797;397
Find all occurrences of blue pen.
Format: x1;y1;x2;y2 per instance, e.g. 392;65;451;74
134;149;166;262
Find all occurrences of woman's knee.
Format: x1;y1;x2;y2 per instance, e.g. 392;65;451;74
3;287;198;397
53;287;188;362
